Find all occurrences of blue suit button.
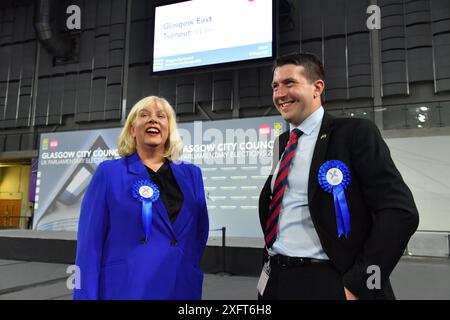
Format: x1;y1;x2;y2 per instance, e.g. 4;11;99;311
170;239;178;246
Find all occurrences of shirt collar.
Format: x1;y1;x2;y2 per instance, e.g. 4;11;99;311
289;106;324;136
145;159;169;174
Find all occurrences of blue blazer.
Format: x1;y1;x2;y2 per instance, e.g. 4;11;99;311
74;152;209;300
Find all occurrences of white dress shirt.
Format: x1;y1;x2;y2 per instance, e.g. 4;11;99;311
268;106;329;259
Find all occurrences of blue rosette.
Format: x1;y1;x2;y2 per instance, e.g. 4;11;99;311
132;179;160;243
318;160;351;238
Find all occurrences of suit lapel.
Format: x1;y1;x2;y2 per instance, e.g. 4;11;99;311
169;161;192;236
277;131;289;161
308;112;334;204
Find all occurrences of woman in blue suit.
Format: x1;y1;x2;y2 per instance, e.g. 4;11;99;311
74;96;209;300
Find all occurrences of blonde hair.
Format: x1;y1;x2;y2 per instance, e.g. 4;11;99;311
118;96;183;161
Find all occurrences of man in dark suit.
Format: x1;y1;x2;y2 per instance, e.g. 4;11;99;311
258;53;419;300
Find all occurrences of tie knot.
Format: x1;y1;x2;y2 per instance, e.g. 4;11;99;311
290;128;303;141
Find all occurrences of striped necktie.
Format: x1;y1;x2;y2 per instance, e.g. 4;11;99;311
264;128;303;248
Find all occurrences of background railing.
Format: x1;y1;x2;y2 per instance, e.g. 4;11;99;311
328;100;450;130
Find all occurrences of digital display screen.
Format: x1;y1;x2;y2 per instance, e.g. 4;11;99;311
152;0;274;73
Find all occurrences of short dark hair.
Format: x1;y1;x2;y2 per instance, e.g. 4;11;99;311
273;52;324;83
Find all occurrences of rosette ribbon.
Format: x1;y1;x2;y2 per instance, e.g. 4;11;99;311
132;179;160;244
318;160;351;238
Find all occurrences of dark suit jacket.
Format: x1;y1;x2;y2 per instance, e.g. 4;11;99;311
259;112;419;300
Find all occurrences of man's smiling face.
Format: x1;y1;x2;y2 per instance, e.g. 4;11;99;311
272;64;323;126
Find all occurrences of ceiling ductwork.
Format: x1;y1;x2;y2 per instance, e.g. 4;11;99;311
34;0;76;61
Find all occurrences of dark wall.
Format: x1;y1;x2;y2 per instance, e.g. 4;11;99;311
1;0;450;153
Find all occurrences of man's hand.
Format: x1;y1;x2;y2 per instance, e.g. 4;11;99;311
344;287;359;300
